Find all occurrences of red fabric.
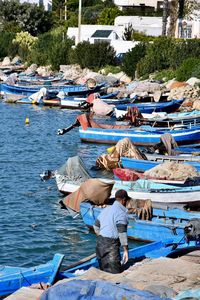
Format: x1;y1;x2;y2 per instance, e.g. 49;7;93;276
77;114;90;130
86;93;95;104
113;168;141;181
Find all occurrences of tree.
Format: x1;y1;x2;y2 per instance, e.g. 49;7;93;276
122;43;147;78
97;7;122;25
167;0;179;37
69;41;116;70
167;0;199;37
162;0;169;36
0;0;54;35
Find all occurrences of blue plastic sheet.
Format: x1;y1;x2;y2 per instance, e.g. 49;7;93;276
40;280;171;300
175;288;200;299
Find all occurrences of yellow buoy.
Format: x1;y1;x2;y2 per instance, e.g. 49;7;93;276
107;146;115;153
25;117;30;125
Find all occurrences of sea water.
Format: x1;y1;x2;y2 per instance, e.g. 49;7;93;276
0;101;142;268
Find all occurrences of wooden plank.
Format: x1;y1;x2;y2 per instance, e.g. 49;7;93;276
4;287;43;300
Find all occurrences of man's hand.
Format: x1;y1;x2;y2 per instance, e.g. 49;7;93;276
122;246;129;264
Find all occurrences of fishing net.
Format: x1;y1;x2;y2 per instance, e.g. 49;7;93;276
144;161;198;181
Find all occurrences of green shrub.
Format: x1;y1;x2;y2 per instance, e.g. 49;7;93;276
69;41;116;70
0;32;18;58
176;58;200;81
101;65;121;74
153;69;176;81
132;30;155;42
28;32;73;70
191;64;200;79
122;42;147;78
136;38;200;77
136;37;179;77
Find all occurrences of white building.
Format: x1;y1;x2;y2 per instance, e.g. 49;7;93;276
115;15;163;36
113;0;170;11
67;25;138;55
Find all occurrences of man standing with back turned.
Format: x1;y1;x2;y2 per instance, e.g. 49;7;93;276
93;189;129;274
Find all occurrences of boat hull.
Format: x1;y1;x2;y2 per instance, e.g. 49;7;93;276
60;239;200;278
121;157;200;172
0;253;64;297
79;127;200;146
55;176;200;207
80;203;200;242
1;83;105;96
116;99;184;114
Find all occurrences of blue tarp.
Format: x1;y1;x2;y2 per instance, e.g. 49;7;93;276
40;280;171;300
175;288;200;299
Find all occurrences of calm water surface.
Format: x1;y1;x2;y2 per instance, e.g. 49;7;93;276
0;101;142;268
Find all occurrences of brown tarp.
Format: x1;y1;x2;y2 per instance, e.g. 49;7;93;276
63;178;114;212
96;138;147;170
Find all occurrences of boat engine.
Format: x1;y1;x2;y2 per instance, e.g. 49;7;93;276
184;219;200;242
40;170;54;181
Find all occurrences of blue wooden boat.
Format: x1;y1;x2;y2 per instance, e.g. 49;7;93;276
113;179;200;207
60;95;131;109
16;97;40;104
79;202;200;243
59;239;200;279
79;125;200;146
120;157;200;172
0;253;64;297
115;99;184;114
1;82;105;96
175;145;200;154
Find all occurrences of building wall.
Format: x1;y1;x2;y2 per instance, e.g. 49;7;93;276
67;25;123;46
114;0;169;10
115;16;163;36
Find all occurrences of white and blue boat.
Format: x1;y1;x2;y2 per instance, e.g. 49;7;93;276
79;125;200;146
1;82;105;96
0;253;64;298
80;202;200;243
59;238;200;279
120;156;200;172
115;99;184;114
113;179;200;208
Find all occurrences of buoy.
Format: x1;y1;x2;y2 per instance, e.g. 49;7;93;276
107;146;115;153
25;117;30;125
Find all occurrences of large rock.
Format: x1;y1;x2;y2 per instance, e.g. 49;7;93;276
193;99;200;110
2;57;11;66
11;56;21;65
36;66;52;77
111;71;131;84
168;84;200;102
60;64;86;81
25;64;37;75
169;81;188;90
186;77;200;86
